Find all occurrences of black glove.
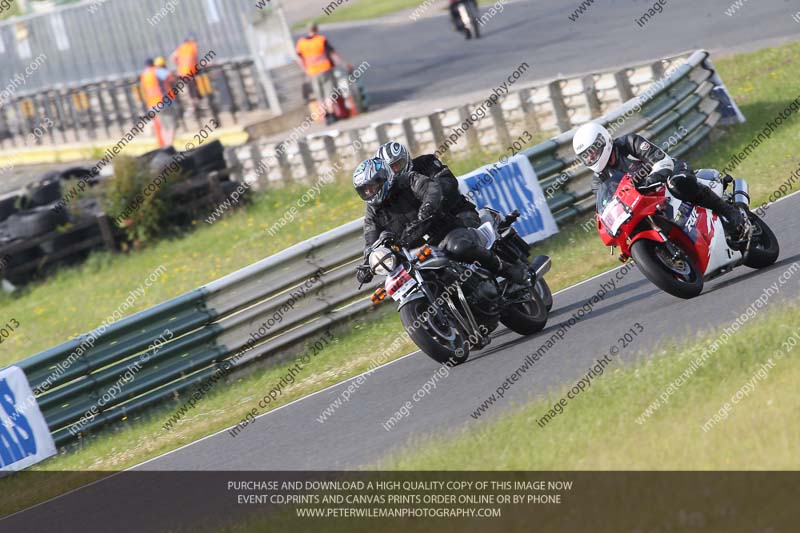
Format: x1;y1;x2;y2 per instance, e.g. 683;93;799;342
400;219;431;248
356;265;373;284
636;172;667;191
418;202;436;221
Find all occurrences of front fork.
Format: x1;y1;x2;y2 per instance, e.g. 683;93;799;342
413;271;490;349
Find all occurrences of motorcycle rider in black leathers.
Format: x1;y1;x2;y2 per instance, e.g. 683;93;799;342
573;122;751;243
354;145;528;285
375;142;479;228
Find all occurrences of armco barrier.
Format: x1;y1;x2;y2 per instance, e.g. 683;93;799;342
7;50;735;450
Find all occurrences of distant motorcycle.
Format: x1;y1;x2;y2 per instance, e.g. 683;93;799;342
596;169;779;299
451;0;481;39
363;208;552;365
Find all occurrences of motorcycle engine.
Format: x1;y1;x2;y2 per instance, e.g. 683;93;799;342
468;279;500;318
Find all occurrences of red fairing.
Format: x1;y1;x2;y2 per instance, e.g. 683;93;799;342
595;173;718;273
677;208;717;273
597;174;665;256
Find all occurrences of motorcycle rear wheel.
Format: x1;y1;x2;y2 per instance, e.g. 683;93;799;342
500;286;548;335
400;300;470;366
631;239;703;299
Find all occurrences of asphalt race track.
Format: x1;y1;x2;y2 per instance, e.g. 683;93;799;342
321;0;800;106
5;186;800;529
128;193;799;471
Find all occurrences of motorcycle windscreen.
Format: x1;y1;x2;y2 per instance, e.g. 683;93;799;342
595;172;625;213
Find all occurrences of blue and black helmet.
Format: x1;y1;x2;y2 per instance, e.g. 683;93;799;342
353;158;394;206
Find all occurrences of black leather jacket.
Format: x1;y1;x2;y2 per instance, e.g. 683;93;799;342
591;134;675;193
363;155;473;250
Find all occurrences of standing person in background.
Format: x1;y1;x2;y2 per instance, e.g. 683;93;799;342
154;56;178;147
295;22;348;125
171;34;200;111
140;57;177;148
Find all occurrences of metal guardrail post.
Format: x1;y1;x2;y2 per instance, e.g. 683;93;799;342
458;106;480;148
428;112;446;152
402;118;418;154
614;69;635;102
548;80;572;132
582;75;603;118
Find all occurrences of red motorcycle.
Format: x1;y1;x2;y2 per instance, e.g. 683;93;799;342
596;169;779;299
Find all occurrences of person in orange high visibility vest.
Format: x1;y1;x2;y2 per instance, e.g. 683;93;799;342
296;23;349;124
171;35;200;106
140;57;178;147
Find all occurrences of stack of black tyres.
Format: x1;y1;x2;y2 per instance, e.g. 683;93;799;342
184;140;227;176
0;173;68;284
5;174;68;241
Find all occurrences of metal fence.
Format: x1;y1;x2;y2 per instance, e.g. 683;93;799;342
0;58;269;147
0;0;259;91
10;50;730;448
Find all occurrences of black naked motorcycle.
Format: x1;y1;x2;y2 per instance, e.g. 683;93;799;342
363;208;553;365
451;0;481;39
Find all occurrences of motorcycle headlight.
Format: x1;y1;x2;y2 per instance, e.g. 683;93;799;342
369;246;397;276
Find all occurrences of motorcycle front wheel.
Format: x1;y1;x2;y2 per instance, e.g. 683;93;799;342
535;278;554;311
466;1;481;38
400;299;470;366
631;239;703;299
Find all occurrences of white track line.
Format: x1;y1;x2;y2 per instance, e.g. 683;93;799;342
5;188;798;521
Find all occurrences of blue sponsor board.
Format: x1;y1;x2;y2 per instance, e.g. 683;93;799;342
0;366;56;472
458;154;559;244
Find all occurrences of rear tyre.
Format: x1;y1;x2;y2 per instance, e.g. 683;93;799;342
744;213;779;269
500;286;548;334
400;299;470;366
631;239;703;299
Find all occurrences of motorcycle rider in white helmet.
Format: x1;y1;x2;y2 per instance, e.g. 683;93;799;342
573;122;751;243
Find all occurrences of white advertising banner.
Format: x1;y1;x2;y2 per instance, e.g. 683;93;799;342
458;154;559;244
0;366;56;472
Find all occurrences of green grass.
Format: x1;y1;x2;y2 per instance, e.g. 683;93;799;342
0;178;364;369
2;40;800;513
379;301;800;470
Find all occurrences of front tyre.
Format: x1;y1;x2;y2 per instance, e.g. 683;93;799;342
400;299;470;366
631;239;703;299
535;278;554;311
500;286;548;335
744;213;780;268
467;1;481;38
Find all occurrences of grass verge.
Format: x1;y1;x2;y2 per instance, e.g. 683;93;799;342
378;301;800;469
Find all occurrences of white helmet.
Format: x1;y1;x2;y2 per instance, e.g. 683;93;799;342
573;122;613;173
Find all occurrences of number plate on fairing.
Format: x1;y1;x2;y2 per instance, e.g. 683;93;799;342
386;267;417;301
600;197;632;237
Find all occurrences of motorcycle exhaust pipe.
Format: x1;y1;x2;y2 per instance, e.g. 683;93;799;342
530;255;551;278
733;179;750;208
